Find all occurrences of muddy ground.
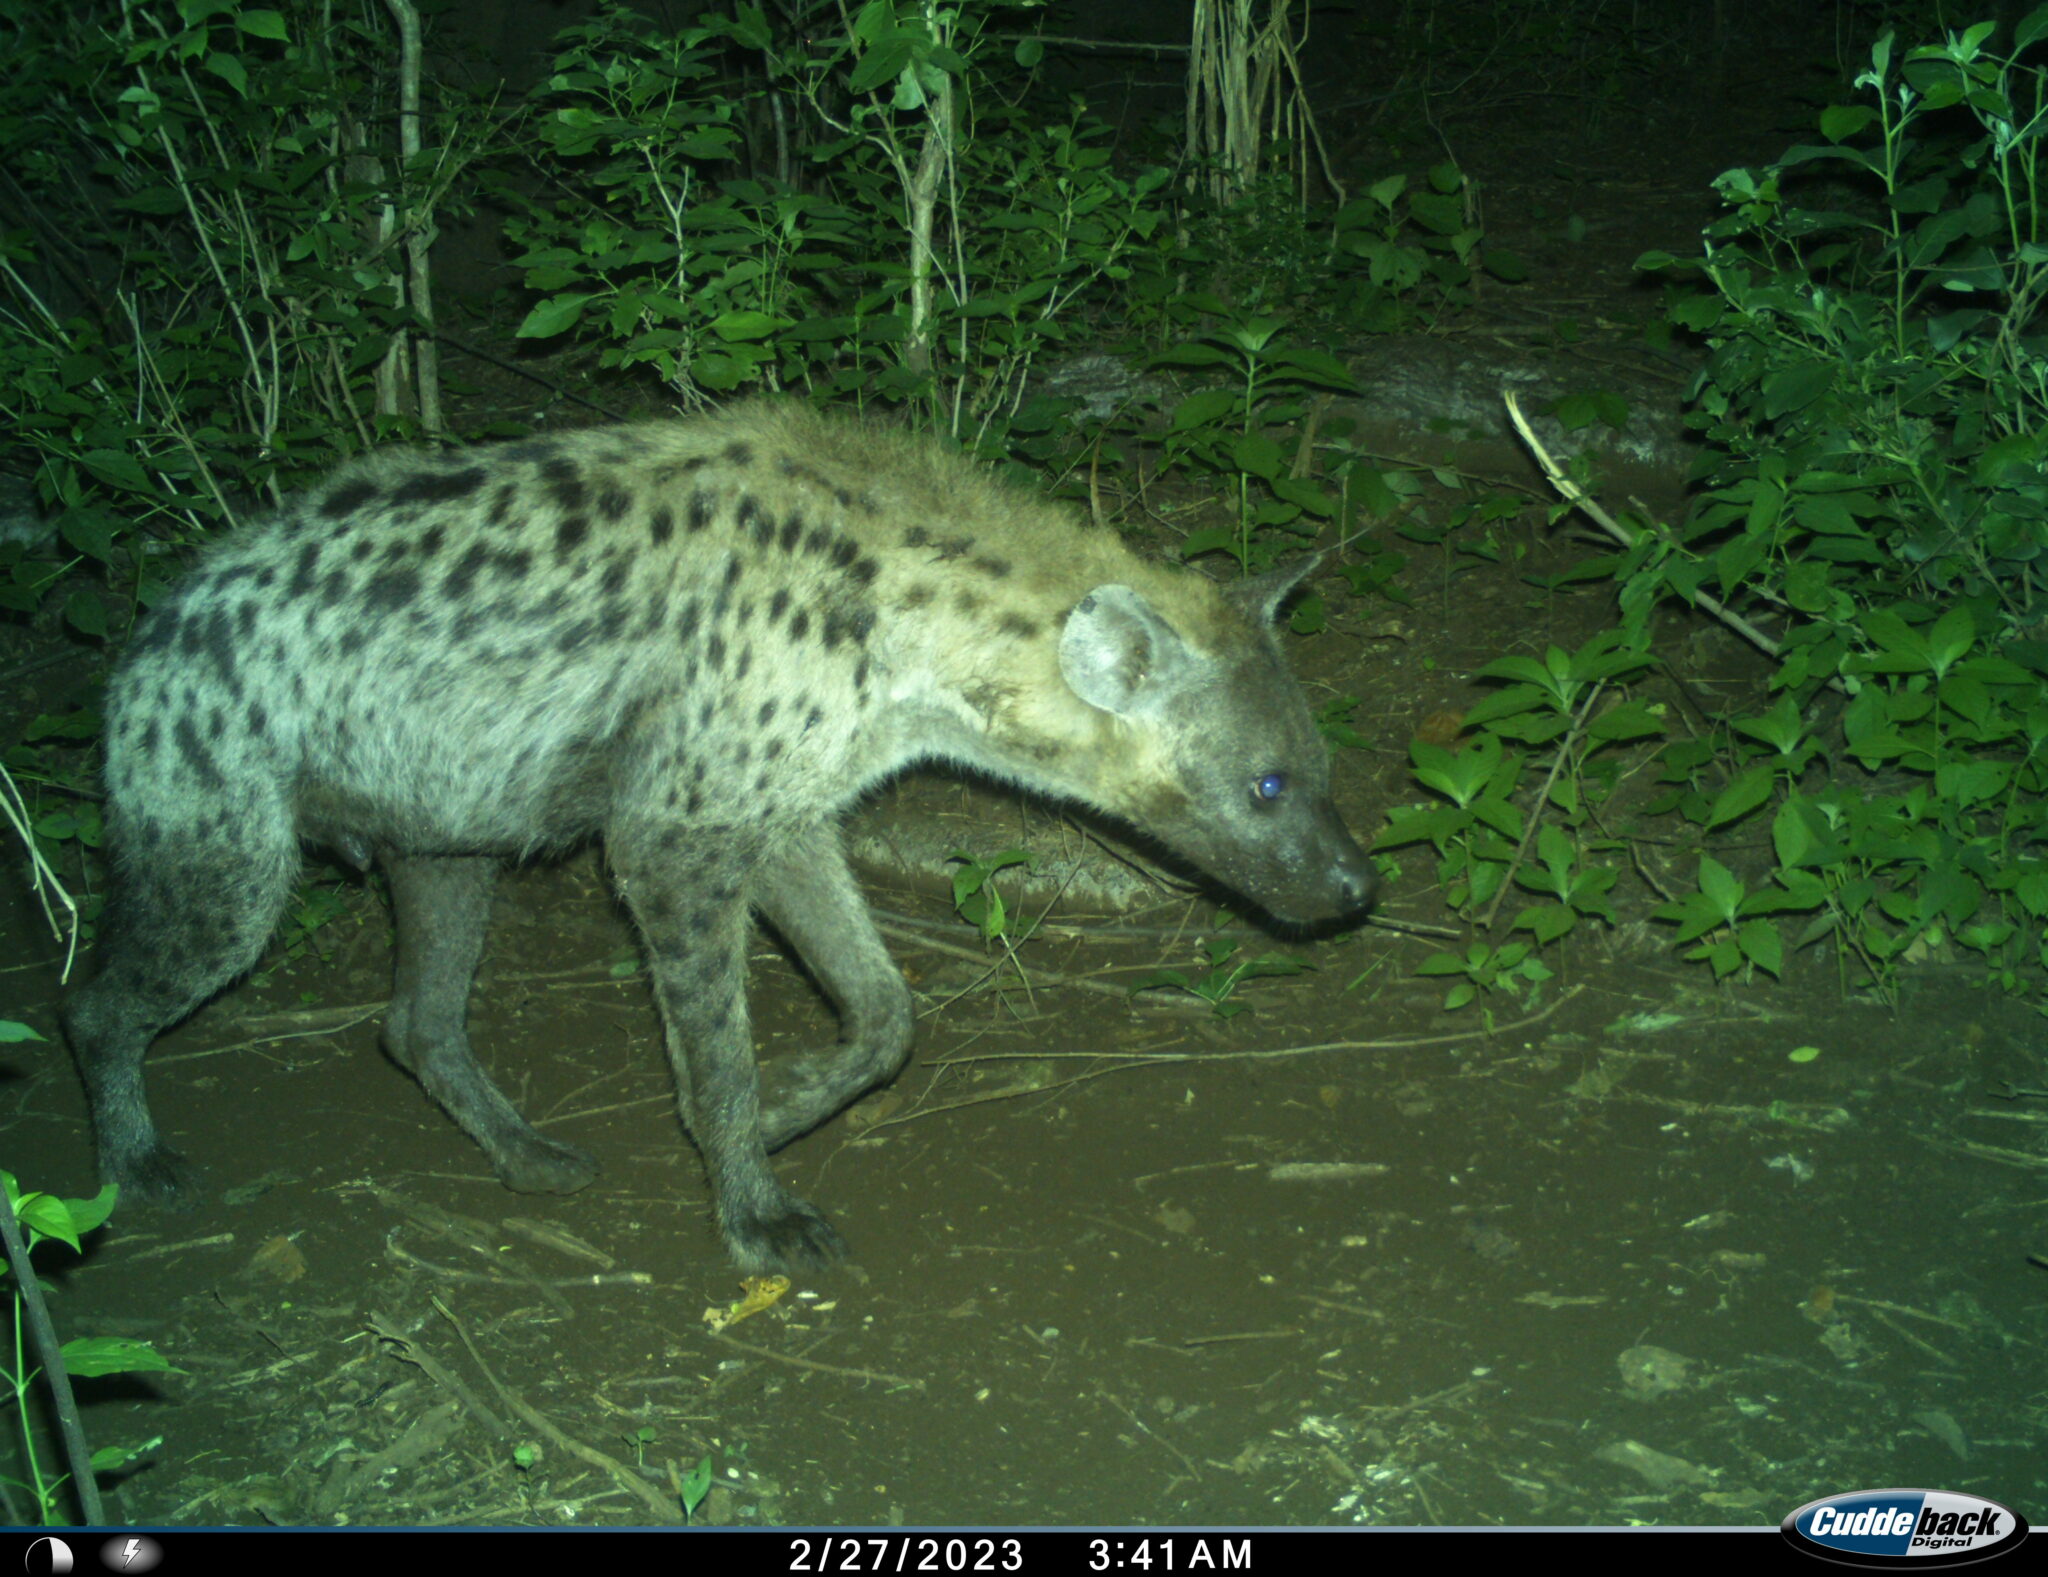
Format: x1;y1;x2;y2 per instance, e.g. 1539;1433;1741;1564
2;18;2044;1531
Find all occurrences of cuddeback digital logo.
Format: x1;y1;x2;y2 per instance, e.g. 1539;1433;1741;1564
1782;1489;2029;1567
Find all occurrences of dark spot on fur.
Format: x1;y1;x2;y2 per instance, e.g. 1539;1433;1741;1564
288;540;323;599
901;583;934;610
596;485;632;523
543;458;587;515
767;588;790;626
758;699;778;727
171;716;224;789
724;441;754;466
686;491;713;532
442;544;489;601
555;514;590;556
970;555;1011;578
820;603;874;650
954;589;984;616
392;466;485;507
365;566;422;613
788;608;810;641
650;505;675;544
321;479;379;518
779;513;803;553
998;613;1038;639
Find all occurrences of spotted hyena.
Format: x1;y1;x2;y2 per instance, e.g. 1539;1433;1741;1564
65;401;1377;1270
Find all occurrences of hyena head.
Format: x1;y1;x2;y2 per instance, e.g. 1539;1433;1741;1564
1056;557;1377;927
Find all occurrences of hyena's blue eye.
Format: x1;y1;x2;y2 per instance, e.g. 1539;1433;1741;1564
1254;771;1287;803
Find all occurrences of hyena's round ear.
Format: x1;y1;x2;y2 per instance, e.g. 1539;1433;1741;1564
1227;554;1324;625
1058;584;1192;715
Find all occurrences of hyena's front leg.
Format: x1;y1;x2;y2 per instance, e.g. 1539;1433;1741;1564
612;824;848;1271
751;823;915;1152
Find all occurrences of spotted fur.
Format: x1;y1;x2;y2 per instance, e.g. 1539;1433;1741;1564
65;401;1376;1271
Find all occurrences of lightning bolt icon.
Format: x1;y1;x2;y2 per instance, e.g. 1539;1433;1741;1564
120;1541;139;1568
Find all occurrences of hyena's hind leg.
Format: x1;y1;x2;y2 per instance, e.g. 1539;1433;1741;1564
751;824;916;1152
64;817;303;1204
380;854;599;1194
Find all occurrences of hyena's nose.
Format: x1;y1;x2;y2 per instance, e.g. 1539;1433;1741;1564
1319;805;1379;914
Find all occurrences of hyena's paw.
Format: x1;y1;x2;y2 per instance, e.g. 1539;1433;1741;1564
491;1134;600;1195
105;1141;202;1209
724;1191;849;1274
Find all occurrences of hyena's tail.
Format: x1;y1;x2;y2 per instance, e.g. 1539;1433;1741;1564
65;777;303;1205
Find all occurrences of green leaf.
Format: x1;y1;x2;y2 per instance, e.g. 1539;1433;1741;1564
65;591;109;640
1267;346;1358;390
0;1021;46;1043
849;37;914;95
1232;432;1284;480
1698;856;1743;921
204;51;250;97
709;310;784;342
517;293;596;339
1271;476;1335;517
681;1454;715;1516
1706;766;1773;829
81;450;151;493
1819;104;1876;142
1762;360;1835;417
59;1336;180;1379
1179;526;1240;562
1169;388;1239;431
235;8;288;40
1738;918;1784;976
1925;605;1974;673
1152;342;1238;369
